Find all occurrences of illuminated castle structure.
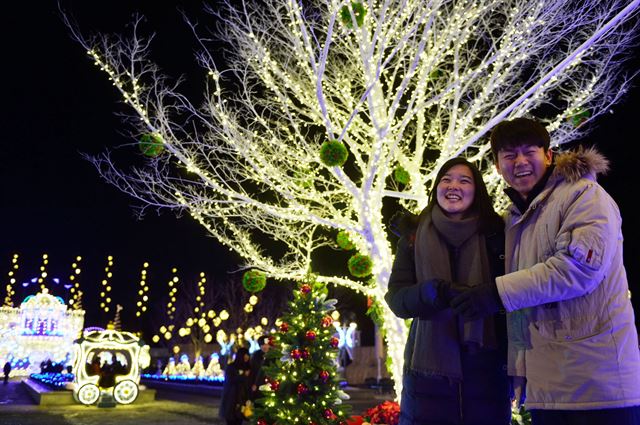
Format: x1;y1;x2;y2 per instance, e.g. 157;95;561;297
0;289;85;375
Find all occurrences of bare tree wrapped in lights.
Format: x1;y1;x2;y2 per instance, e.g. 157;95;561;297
65;0;640;397
152;274;287;359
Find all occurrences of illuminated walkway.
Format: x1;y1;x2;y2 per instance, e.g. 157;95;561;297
0;378;220;425
0;378;393;425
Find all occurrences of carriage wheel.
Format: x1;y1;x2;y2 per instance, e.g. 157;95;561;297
77;383;100;405
113;380;139;405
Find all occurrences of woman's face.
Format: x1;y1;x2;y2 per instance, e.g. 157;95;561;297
436;164;475;220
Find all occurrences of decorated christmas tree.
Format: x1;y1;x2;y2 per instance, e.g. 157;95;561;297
252;277;351;425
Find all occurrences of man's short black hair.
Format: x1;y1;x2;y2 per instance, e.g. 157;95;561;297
490;117;550;161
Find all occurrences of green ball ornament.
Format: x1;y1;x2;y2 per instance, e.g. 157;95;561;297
336;231;355;250
394;166;410;185
569;109;590;128
340;2;366;28
319;140;348;167
139;133;164;157
242;270;267;293
429;69;442;79
347;253;373;278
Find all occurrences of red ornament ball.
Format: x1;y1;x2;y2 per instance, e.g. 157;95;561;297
268;335;276;346
321;316;333;327
269;379;280;391
323;408;335;419
257;420;268;425
319;370;330;382
300;284;312;294
305;330;317;341
301;348;310;359
330;336;340;348
296;383;309;395
280;322;289;332
291;348;302;360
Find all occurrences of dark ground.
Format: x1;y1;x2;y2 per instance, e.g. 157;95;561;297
0;378;394;425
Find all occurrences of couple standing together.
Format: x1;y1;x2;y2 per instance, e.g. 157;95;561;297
386;117;640;425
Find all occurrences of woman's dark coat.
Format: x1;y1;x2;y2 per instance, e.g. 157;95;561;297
219;360;251;422
385;215;511;425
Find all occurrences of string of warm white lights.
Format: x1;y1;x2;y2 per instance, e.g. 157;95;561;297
66;0;640;399
135;262;150;319
68;255;83;310
99;255;114;314
3;254;19;307
152;272;273;360
37;254;49;292
166;268;180;320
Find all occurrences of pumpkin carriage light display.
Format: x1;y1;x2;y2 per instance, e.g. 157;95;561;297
71;329;150;405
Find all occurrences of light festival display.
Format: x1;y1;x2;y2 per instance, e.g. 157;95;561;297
148;352;225;383
71;329;150;405
67;0;640;399
0;288;84;375
333;320;358;369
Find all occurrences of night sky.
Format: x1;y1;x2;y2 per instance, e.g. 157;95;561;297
2;2;640;336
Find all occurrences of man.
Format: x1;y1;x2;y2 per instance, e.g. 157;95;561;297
451;117;640;424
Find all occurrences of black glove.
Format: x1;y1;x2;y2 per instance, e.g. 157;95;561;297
421;279;459;311
450;281;503;320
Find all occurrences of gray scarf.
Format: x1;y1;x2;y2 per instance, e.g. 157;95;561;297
407;205;496;380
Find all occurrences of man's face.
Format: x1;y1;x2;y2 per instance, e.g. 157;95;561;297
495;144;552;199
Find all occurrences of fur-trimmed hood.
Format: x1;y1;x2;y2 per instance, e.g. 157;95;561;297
553;146;609;183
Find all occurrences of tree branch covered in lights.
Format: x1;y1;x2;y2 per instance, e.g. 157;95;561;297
65;0;640;398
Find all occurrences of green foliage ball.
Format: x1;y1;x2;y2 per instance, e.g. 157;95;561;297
319;140;348;167
336;231;356;250
340;2;367;28
242;270;267;293
347;253;373;278
139;133;164;157
569;108;590;128
394;166;410;185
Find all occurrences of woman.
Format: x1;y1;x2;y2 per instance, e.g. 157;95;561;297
219;347;252;425
385;157;511;425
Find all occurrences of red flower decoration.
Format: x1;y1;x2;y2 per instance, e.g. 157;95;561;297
364;400;400;425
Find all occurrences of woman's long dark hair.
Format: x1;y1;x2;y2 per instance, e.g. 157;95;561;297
424;157;503;234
